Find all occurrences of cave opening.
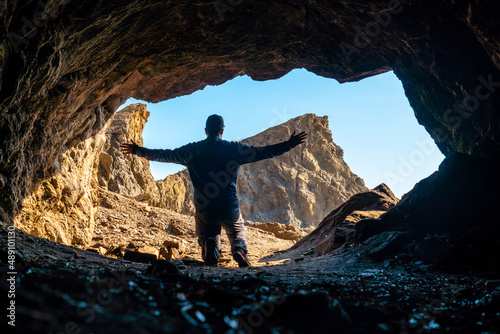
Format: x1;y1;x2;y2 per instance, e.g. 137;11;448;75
2;0;500;332
120;69;444;199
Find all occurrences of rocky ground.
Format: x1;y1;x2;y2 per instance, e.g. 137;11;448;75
92;187;302;267
1;188;500;333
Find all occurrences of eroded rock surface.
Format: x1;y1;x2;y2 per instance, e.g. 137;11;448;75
159;113;367;230
13;111;111;245
97;103;161;206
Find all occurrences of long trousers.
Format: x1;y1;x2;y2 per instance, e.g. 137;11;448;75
195;210;247;255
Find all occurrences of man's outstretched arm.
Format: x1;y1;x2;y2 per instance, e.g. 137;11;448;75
238;131;307;164
120;140;192;165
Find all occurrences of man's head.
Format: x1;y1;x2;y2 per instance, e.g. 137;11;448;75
205;114;225;137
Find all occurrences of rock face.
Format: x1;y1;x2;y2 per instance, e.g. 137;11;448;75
13;110;111;245
358;153;500;250
159;114;367;229
239;114;367;228
97;103;161;206
1;1;499;247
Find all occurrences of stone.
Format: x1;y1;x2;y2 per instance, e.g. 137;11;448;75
123;250;157;264
160;235;186;260
98;104;161;206
159;114;367;230
247;222;307;242
100;197;115;209
163;236;186;253
363;153;500;256
288;184;399;256
169;219;195;236
138;246;160;258
145;260;180;276
357;231;409;259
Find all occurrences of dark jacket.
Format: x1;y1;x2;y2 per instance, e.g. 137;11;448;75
135;136;295;215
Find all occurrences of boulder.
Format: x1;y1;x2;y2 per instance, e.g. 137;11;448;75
289;184;399;256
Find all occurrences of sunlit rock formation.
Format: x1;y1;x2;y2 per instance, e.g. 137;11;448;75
97;103;161;206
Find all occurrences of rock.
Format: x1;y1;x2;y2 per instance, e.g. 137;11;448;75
105;244;126;257
123;250;157;264
134;193;151;202
288;184;399;256
169;219;195;236
138;246;160;258
100;196;115;209
247;222;307;242
160;235;186;260
159;114;367;230
359;153;500;262
13;129;110;246
357;231;410;259
344;210;386;224
145;260;180;276
97;104;161;206
157;173;195;215
163;236;186;251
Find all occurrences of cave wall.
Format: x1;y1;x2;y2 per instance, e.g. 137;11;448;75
1;0;499;244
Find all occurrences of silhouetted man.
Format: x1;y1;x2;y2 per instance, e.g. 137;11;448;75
121;115;307;267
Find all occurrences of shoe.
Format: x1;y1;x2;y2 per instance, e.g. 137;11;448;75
233;250;251;268
204;238;219;267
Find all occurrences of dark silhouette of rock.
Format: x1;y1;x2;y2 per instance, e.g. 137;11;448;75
123;250;157;264
358;153;500;264
288;183;399;256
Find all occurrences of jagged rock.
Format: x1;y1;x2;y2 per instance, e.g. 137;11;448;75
98;103;161;206
288;184;399;256
159;114;367;230
13;121;110;245
169;219;196;236
163;235;186;252
161;235;187;260
156;173;194;215
356;231;410;259
358;153;500;260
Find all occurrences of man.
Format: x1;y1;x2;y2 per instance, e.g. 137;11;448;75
120;114;307;267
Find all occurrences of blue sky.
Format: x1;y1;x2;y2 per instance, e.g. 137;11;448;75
121;69;444;198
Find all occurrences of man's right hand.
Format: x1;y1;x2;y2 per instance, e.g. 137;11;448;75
288;131;307;148
120;140;139;155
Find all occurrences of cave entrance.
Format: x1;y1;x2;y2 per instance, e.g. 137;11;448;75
121;69;444;199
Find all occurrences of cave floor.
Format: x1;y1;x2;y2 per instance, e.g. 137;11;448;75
2;190;499;333
2;225;500;334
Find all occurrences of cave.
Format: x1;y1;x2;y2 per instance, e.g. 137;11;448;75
1;0;500;333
